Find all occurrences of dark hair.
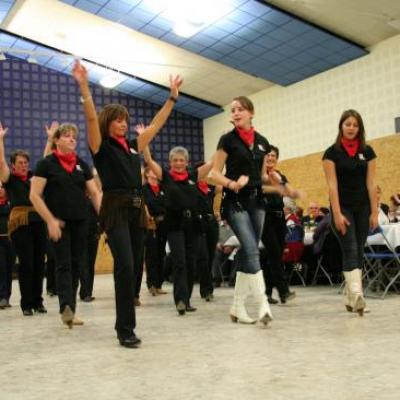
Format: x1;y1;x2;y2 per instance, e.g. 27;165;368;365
319;207;330;215
52;123;78;149
269;145;279;159
10;150;30;164
232;96;254;113
335;109;366;152
98;104;129;139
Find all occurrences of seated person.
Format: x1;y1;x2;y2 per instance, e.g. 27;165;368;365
388;193;400;223
302;201;323;227
376;185;390;225
212;220;237;287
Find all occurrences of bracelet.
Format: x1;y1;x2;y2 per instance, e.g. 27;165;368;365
80;95;92;103
169;96;177;103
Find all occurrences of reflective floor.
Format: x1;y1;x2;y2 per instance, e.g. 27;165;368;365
1;275;399;400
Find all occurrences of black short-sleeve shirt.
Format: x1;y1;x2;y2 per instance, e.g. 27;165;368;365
92;137;142;192
3;172;34;209
264;171;287;212
323;144;376;208
143;184;166;217
35;154;93;220
217;128;270;187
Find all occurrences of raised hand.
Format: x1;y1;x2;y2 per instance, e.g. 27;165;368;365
169;74;183;98
0;122;8;139
134;123;146;136
72;60;88;85
45;121;59;142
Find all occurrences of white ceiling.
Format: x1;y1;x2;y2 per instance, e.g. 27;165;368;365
3;0;400;108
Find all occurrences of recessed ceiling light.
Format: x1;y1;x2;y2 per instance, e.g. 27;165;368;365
99;72;125;89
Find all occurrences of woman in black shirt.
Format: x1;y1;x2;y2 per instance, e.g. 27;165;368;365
30;123;101;328
261;145;299;305
143;145;212;315
0;123;47;316
73;60;182;348
210;96;273;325
323;109;377;316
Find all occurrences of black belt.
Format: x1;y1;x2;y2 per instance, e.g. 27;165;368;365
203;213;215;221
266;210;284;217
182;210;192;218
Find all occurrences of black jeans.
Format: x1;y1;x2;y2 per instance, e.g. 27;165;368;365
12;222;46;311
0;236;15;300
46;239;57;294
145;222;167;289
79;212;100;299
198;218;219;297
261;211;289;298
106;209;144;339
51;220;88;314
330;205;370;271
167;220;200;306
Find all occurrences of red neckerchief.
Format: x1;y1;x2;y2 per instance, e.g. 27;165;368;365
111;135;129;153
0;197;8;205
149;183;160;195
169;169;189;182
197;181;209;195
11;169;28;182
236;126;255;147
53;149;77;174
341;137;360;157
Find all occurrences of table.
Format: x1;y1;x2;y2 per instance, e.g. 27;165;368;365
367;223;400;249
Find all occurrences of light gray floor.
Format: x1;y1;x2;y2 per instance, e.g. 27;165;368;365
1;274;399;400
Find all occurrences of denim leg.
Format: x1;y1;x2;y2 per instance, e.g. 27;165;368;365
353;206;371;266
227;203;264;274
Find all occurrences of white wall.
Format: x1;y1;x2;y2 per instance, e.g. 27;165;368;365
203;33;400;161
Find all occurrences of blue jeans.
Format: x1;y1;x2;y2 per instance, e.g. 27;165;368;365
226;197;265;274
330;205;370;271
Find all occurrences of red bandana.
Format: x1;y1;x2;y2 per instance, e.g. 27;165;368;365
111;135;129;153
53;149;77;174
11;170;28;182
236;127;255;147
197;181;209;195
169;169;189;182
149;183;160;195
0;197;7;205
341;137;360;157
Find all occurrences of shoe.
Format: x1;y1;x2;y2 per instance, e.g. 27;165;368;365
230;272;256;324
118;334;142;349
204;293;214;302
47;290;56;297
82;296;95;303
23;309;33;316
186;305;197;312
0;298;8;309
267;296;279;305
176;300;186;315
34;305;48;314
155;288;167;295
149;287;157;296
72;317;84;326
61;305;74;329
344;269;365;317
248;271;273;326
134;297;141;307
280;291;296;304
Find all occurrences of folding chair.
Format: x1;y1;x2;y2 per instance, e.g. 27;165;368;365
283;224;306;286
363;227;400;299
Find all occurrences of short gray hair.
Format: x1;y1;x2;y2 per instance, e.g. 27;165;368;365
169;146;189;162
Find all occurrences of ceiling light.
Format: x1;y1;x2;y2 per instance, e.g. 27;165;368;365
99;72;125;89
27;56;38;64
0;52;7;61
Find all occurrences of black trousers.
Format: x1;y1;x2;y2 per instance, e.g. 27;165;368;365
145;222;167;289
51;219;88;314
12;222;46;311
106;209;144;339
46;239;57;294
261;212;290;298
79;212;100;299
167;221;200;306
0;236;15;300
198;218;219;297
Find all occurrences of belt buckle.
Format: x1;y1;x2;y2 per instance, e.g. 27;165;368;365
132;197;142;208
183;210;191;218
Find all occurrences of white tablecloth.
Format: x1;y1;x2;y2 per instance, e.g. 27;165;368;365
367;223;400;249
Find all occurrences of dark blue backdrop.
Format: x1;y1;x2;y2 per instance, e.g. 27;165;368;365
0;58;204;169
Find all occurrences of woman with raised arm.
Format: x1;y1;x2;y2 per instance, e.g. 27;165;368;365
72;60;182;348
142;137;213;315
0;122;47;316
210;96;273;326
30;124;101;328
323;109;377;316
